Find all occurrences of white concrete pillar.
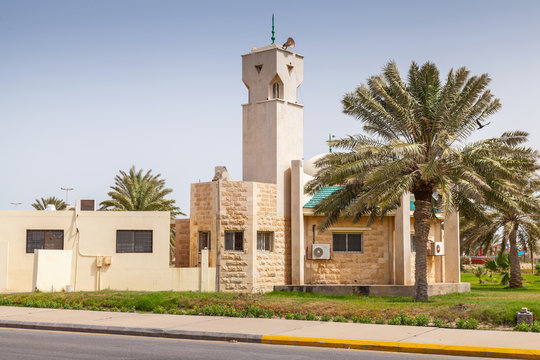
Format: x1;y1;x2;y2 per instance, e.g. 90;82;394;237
200;249;209;292
394;193;411;285
291;160;305;285
444;212;460;283
0;242;8;291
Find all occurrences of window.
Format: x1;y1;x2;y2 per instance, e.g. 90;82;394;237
332;233;362;252
257;232;273;251
198;231;211;251
225;231;244;251
26;230;64;253
116;230;152;253
272;82;280;99
410;234;416;253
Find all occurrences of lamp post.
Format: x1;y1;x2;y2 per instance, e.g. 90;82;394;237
10;202;22;209
61;187;74;205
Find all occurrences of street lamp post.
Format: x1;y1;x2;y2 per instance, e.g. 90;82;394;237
61;187;74;205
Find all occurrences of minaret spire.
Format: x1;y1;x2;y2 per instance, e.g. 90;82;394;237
271;14;275;44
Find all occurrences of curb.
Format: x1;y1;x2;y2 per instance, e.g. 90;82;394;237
261;335;540;360
1;320;539;359
0;320;261;343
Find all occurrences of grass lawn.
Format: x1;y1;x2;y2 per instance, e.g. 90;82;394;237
1;272;539;328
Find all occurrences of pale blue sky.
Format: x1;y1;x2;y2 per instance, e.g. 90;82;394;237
1;0;539;215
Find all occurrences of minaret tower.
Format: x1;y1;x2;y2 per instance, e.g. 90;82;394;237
241;41;304;217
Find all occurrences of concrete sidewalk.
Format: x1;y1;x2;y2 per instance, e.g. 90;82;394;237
0;306;538;359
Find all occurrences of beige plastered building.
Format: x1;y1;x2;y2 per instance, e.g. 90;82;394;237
175;43;469;295
0;205;215;293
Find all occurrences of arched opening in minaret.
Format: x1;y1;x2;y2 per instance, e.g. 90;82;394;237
269;75;283;100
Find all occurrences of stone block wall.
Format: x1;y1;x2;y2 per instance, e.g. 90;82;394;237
219;181;251;292
189;182;217;267
174;219;190;267
304;216;393;285
254;183;291;292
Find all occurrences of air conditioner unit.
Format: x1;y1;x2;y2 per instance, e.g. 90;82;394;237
312;244;331;260
77;199;95;211
429;241;444;256
434;242;444;256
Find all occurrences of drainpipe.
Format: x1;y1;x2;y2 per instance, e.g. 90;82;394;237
215;180;221;292
312;224;316;244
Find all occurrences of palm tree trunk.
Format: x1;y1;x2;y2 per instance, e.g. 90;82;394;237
413;191;432;302
508;222;522;288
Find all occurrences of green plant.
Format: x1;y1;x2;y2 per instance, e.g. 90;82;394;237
375;317;385;324
387;316;402;325
333;315;348;323
472;266;486;284
531;321;540;332
456;318;479;329
352;315;373;324
293;312;305;320
433;318;443;327
415;314;430;326
514;321;531;332
320;314;331;322
485;254;511;285
535;263;540;275
305;312;318;321
285;313;294;320
153;306;167;314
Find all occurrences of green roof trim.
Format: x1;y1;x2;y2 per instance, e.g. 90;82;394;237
303;186;342;209
304;188;436;213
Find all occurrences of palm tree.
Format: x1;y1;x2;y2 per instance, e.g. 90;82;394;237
307;61;505;301
32;196;67;210
100;166;184;260
460;166;540;288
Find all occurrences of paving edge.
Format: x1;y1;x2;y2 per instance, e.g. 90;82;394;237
261;335;540;360
0;320;538;359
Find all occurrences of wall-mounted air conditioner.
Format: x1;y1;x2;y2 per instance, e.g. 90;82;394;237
312;244;331;260
429;241;444;256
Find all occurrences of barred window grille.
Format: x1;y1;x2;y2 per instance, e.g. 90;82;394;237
26;230;64;253
257;232;273;251
116;230;152;253
198;231;211;251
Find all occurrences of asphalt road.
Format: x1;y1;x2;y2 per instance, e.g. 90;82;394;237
0;328;486;360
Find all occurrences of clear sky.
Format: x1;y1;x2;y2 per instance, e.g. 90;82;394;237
1;0;539;215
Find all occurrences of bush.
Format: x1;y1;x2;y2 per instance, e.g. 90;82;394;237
415;314;430;326
375;317;385;324
285;313;294;320
320;314;331;322
387;316;402;325
531;321;540;333
433;318;443;327
293;313;305;320
305;312;318;321
535;263;540;275
456;318;479;330
153;306;167;314
333;315;348;323
514;322;531;332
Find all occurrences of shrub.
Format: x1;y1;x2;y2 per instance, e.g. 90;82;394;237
333;315;348;323
305;312;318;321
514;322;531;332
415;314;430;327
71;303;84;310
535;263;540;275
285;313;294;320
456;318;479;330
375;317;385;324
153;306;167;314
531;321;540;333
387;316;402;325
0;297;13;306
320;314;331;322
433;318;443;327
293;312;305;320
351;315;373;324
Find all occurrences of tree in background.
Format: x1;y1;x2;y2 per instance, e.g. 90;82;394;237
32;196;67;210
307;61;504;301
100;166;184;261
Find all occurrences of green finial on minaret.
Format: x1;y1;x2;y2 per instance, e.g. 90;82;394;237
271;14;275;44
